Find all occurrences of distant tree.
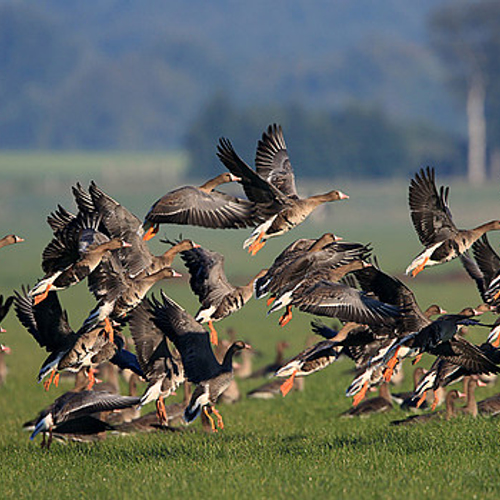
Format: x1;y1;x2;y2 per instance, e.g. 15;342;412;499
429;0;500;184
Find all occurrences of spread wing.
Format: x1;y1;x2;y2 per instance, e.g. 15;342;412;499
255;124;298;198
144;186;258;229
408;167;458;247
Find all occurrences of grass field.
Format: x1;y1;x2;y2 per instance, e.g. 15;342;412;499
0;153;499;499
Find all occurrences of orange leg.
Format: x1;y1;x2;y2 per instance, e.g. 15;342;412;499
53;372;60;388
43;369;56;391
156;396;168;425
493;335;500;348
203;406;217;433
431;391;440;411
208;321;218;346
104;317;114;344
34;284;53;306
383;347;401;382
266;296;276;307
143;224;159;241
86;367;97;390
280;369;297;397
248;232;266;256
278;305;293;327
416;391;427;409
493;289;500;301
211;407;224;430
411;257;429;278
412;353;423;365
353;381;369;407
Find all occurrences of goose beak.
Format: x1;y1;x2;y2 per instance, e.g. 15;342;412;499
338;191;349;200
229;174;242;182
14;236;25;243
172;270;182;278
121;241;133;248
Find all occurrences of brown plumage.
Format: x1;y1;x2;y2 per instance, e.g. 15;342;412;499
341;382;393;417
142;173;260;240
149;292;250;432
406;167;500;276
217;124;348;254
180;245;267;345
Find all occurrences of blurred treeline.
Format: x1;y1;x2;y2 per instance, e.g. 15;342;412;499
1;1;499;179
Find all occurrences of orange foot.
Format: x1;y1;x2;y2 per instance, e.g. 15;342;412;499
211;407;224;430
34;284;53;306
383;347;401;382
411;257;429;278
156;396;167;425
353;381;369;407
203;406;217;433
143;224;159;241
53;372;60;388
431;391;440;411
412;353;423;365
280;369;297;397
416;391;427;409
104;317;114;344
86;367;97;390
266;296;276;307
208;320;218;346
493;289;500;302
493;334;500;348
43;369;56;391
248;232;266;256
278;306;293;327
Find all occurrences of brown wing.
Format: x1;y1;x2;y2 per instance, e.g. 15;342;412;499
255;124;299;198
408;167;458;247
144;185;259;229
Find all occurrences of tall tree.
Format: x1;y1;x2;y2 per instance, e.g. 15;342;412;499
429;0;500;185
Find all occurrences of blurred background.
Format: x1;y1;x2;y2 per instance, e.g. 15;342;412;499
1;0;500;184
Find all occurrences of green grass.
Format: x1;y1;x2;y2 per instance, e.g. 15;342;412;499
1;153;500;499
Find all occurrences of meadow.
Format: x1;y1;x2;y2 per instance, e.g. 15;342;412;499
0;152;499;499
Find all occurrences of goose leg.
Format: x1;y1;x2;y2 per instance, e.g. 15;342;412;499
280;369;297;397
203;406;217;433
53;372;60;387
156;396;167;425
43;369;56;391
411;257;429;278
143;224;159;241
47;428;53;450
211;407;224;430
208;321;218;346
412;354;423;365
33;284;53;306
383;347;401;382
104;317;114;344
86;367;97;390
248;232;266;256
353;381;369;407
431;391;440;411
266;296;276;306
416;391;427;409
279;306;293;327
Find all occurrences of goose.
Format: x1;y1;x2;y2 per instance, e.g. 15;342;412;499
29;389;140;449
180;245;267;345
148;292;250;432
0;295;14;333
406;167;500;276
247;377;304;399
250;340;290;379
14;287;142;391
142;173;260;240
341;382;393;417
216;124;348;255
128;299;185;425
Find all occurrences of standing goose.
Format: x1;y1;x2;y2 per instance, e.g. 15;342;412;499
406;167;500;276
128;299;185;425
149;292;251;432
0;234;24;249
341;382;393;418
29;390;140;449
216;124;348;255
142;173;260;241
250;340;290;379
180;245;267;345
